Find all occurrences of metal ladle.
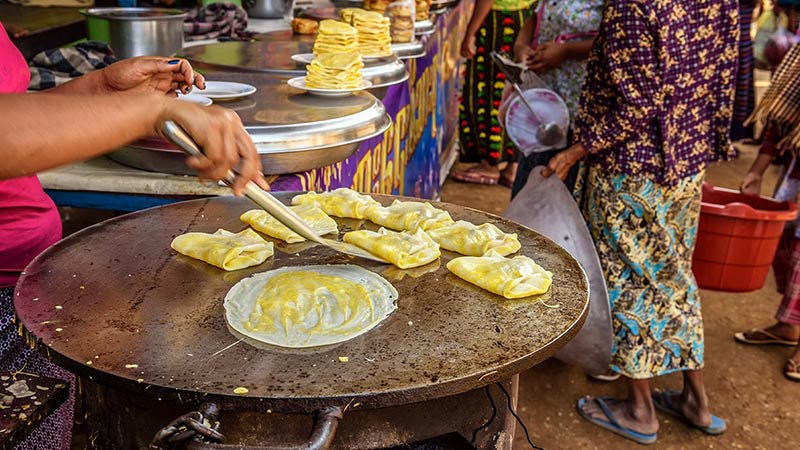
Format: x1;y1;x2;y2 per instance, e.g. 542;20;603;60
162;120;389;264
490;51;565;147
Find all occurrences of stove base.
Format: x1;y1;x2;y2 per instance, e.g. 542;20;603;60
83;376;519;450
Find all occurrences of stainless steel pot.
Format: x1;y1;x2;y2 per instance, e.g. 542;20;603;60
81;8;187;59
246;0;288;18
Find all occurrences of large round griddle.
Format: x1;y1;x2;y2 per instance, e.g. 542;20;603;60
14;194;588;414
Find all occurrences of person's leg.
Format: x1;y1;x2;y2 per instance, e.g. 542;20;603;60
579;377;659;435
738;230;800;344
659;370;713;428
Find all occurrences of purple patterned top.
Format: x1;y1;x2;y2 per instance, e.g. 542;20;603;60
574;0;740;185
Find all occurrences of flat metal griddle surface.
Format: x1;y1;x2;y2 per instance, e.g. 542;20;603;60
14;194;588;413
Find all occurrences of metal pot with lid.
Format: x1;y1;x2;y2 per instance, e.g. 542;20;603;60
81;7;187;59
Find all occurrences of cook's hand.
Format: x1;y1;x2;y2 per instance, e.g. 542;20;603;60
740;172;763;195
156;99;269;195
528;41;568;73
101;57;206;96
542;144;587;180
461;35;477;59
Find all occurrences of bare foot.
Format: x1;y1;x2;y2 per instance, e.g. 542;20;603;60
663;390;712;428
451;161;501;185
579;396;659;435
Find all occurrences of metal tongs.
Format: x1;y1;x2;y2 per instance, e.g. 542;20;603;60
162;121;388;264
490;51;565;146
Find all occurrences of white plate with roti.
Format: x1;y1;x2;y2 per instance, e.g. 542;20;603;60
287;76;373;96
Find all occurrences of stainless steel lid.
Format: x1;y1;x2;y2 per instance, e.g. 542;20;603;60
414;19;435;36
392;41;426;59
112;72;391;175
179;41;409;88
259;29;427;60
81;7;187;20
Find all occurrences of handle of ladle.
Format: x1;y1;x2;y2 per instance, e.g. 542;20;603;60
161;120;325;244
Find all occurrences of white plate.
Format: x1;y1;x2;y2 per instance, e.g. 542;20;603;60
287;77;372;96
176;93;213;106
291;53;314;64
197;81;257;100
291;53;388;65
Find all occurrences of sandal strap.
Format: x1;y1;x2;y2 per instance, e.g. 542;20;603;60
746;328;788;342
595;397;622;429
786;359;800;372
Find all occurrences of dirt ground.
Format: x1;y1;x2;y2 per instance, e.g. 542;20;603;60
441;145;800;450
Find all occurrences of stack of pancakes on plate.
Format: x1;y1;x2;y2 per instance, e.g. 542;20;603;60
306;51;365;89
388;3;414;43
364;0;391;13
346;9;392;57
312;19;360;56
415;0;430;21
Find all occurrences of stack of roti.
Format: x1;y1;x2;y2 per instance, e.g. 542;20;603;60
308;20;364;89
364;0;391;13
388;3;414;43
306;51;364;89
312;20;359;56
415;0;430;21
349;9;392;57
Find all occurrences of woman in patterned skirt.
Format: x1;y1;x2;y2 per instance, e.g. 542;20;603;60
451;0;534;186
544;0;738;444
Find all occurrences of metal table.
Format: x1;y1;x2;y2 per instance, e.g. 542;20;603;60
15;194;588;449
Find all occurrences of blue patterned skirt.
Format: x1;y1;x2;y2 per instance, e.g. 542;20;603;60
581;166;705;379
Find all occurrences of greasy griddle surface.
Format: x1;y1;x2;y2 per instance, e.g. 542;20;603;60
15;194;588;412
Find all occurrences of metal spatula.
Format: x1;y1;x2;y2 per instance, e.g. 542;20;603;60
162;121;389;264
490;51;565;147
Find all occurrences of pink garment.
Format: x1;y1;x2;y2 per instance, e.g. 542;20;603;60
0;22;62;287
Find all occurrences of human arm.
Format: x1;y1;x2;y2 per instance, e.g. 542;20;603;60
741;126;781;195
514;14;536;63
48;57;205;96
461;0;494;58
527;38;595;72
0;92;266;194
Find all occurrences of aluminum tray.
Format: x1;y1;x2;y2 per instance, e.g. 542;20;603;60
414;19;435;36
260;29;427;60
179;41;409;89
110;72;391;175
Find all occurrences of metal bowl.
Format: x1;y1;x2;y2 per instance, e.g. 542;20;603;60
81;7;186;58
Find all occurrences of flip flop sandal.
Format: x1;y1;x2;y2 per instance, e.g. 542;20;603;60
450;169;500;185
734;329;799;346
652;390;727;435
576;397;658;445
785;359;800;382
588;372;622;382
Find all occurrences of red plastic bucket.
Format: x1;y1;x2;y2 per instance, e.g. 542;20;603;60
692;183;798;292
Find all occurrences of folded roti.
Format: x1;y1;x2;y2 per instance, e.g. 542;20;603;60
240;205;339;244
446;250;553;299
225;265;398;348
426;220;521;257
171;228;274;271
365;200;454;232
292;188;380;219
344;227;441;269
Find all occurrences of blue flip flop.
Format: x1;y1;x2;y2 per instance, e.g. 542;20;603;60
576;397;658;445
652;390;727;435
